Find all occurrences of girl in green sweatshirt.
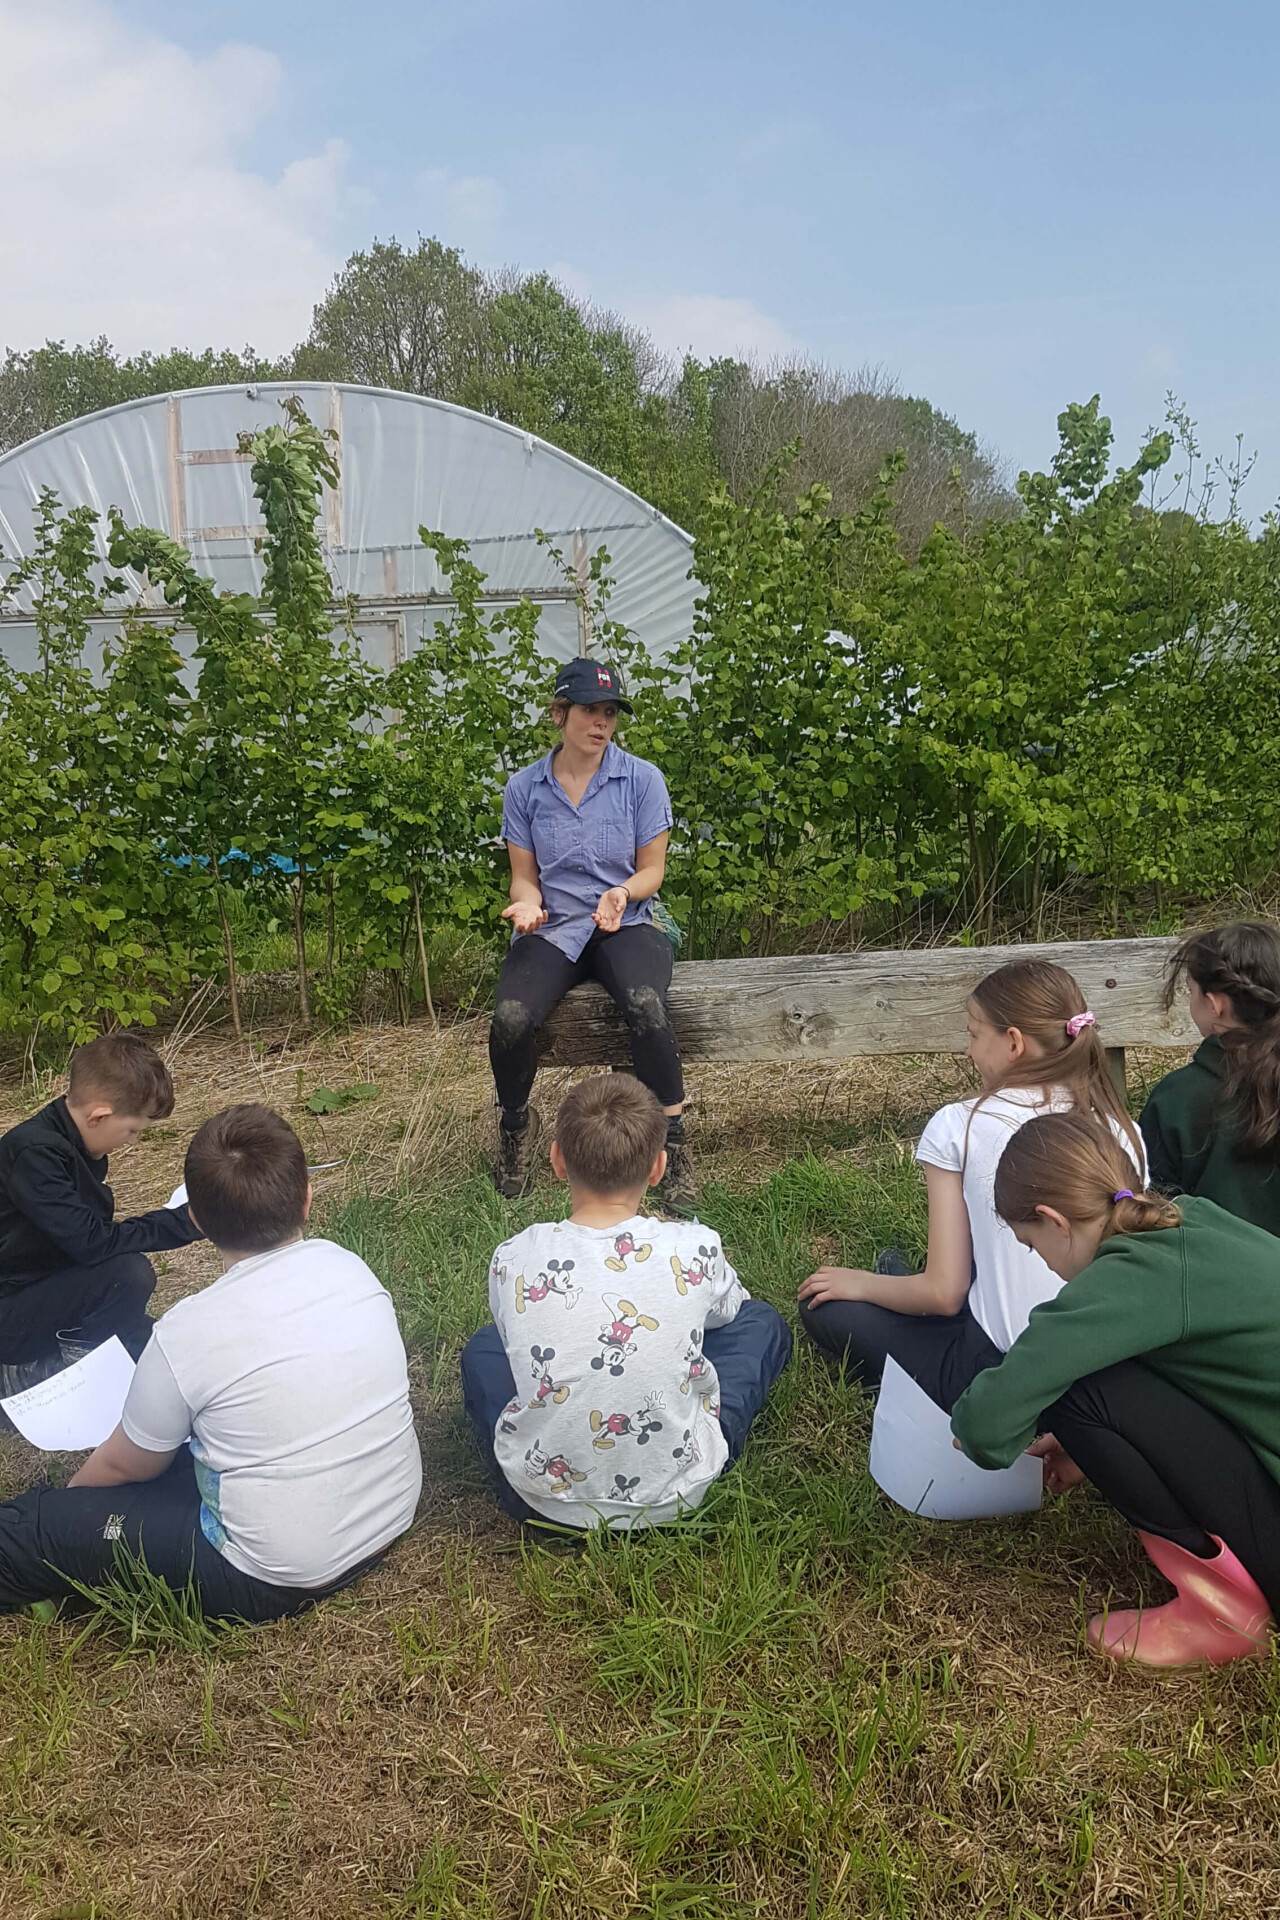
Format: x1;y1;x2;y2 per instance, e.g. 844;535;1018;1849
1140;921;1280;1235
951;1110;1280;1669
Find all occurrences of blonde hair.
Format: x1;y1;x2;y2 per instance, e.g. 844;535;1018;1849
993;1111;1181;1239
968;959;1142;1161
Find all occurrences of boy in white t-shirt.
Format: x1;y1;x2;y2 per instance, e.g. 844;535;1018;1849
461;1074;791;1530
0;1105;422;1621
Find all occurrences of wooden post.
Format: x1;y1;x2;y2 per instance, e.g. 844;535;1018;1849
1105;1045;1127;1099
539;939;1196;1069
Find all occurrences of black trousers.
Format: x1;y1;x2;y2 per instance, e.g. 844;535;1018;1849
0;1252;156;1364
1046;1361;1280;1614
799;1293;1001;1415
489;926;685;1113
0;1451;368;1622
460;1299;793;1526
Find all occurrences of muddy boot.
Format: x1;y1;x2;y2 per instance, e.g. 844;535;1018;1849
659;1118;698;1217
493;1105;543;1200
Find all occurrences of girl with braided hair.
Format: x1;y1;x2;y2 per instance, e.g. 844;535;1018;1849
1141;922;1280;1233
952;1111;1280;1670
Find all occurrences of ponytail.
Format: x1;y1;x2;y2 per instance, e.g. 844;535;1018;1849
968;960;1143;1163
993;1111;1182;1239
1165;922;1280;1160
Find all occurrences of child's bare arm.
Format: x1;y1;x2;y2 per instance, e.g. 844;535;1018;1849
68;1424;176;1488
798;1167;973;1316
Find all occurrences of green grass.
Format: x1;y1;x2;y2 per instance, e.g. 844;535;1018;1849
318;1153;1280;1918
5;1145;1280;1917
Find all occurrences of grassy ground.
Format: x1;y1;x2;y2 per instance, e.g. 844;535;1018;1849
1;1019;1277;1920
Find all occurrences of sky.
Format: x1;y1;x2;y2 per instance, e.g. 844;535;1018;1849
4;0;1278;514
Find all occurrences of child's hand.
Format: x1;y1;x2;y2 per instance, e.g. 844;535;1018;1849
501;900;548;936
592;886;630;933
797;1265;875;1307
1027;1433;1086;1496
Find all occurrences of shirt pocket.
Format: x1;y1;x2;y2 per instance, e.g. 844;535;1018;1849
530;814;570;871
548;817;620;875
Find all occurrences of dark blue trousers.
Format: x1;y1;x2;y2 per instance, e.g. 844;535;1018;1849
0;1451;370;1621
461;1298;793;1527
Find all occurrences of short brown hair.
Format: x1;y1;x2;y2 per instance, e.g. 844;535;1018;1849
993;1111;1180;1240
554;1074;666;1194
68;1033;175;1119
184;1104;309;1253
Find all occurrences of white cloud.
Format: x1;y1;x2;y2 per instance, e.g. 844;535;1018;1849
0;0;357;356
624;293;801;364
551;268;800;363
414;167;507;245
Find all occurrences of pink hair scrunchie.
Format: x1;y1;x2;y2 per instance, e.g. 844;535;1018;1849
1065;1010;1096;1038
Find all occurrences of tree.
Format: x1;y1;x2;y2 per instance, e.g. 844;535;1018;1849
341;530;545;1022
0;340;288;452
109;399;380;1028
298;236;491;395
695;355;1010;551
0;494;202;1046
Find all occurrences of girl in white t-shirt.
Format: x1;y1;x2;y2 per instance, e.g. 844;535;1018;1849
797;960;1145;1411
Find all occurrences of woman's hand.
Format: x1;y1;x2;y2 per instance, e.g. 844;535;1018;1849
1026;1432;1086;1496
797;1265;876;1308
592;886;630;934
501;900;548;937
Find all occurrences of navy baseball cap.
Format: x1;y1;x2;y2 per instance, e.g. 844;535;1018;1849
554;658;633;713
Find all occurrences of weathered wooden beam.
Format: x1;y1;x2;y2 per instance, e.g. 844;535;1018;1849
538;937;1197;1067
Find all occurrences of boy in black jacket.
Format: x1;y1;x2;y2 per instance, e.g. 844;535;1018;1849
0;1033;201;1394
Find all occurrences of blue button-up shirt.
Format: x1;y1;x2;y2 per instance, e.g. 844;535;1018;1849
502;742;674;960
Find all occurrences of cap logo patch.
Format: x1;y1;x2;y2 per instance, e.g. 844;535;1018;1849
596;667;612;688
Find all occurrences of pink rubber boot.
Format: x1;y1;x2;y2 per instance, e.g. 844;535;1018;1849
1088;1532;1274;1668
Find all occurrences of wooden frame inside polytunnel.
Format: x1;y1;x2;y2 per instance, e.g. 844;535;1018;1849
0;382;698;679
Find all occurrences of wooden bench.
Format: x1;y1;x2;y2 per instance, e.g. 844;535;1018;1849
540;937;1197;1086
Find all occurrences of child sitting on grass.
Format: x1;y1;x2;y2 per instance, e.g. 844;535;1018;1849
0;1033;203;1395
952;1111;1280;1670
0;1104;422;1623
461;1073;791;1530
798;959;1145;1412
1140;921;1280;1233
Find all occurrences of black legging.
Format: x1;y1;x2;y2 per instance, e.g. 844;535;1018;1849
489;926;684;1113
1045;1361;1280;1614
799;1256;998;1414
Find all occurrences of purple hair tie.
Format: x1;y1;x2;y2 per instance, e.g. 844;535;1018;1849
1065;1010;1096;1038
1112;1189;1135;1203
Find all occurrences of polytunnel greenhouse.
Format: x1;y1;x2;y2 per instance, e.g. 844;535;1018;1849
0;383;698;675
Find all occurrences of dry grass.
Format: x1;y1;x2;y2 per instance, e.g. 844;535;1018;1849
5;1014;1263;1920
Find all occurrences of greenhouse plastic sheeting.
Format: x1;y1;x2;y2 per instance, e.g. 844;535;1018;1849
0;383;698;676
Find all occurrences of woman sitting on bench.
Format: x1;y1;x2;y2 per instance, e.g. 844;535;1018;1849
487;659;693;1212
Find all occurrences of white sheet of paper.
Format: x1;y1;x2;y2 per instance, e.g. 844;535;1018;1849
869;1354;1042;1521
0;1337;136;1451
